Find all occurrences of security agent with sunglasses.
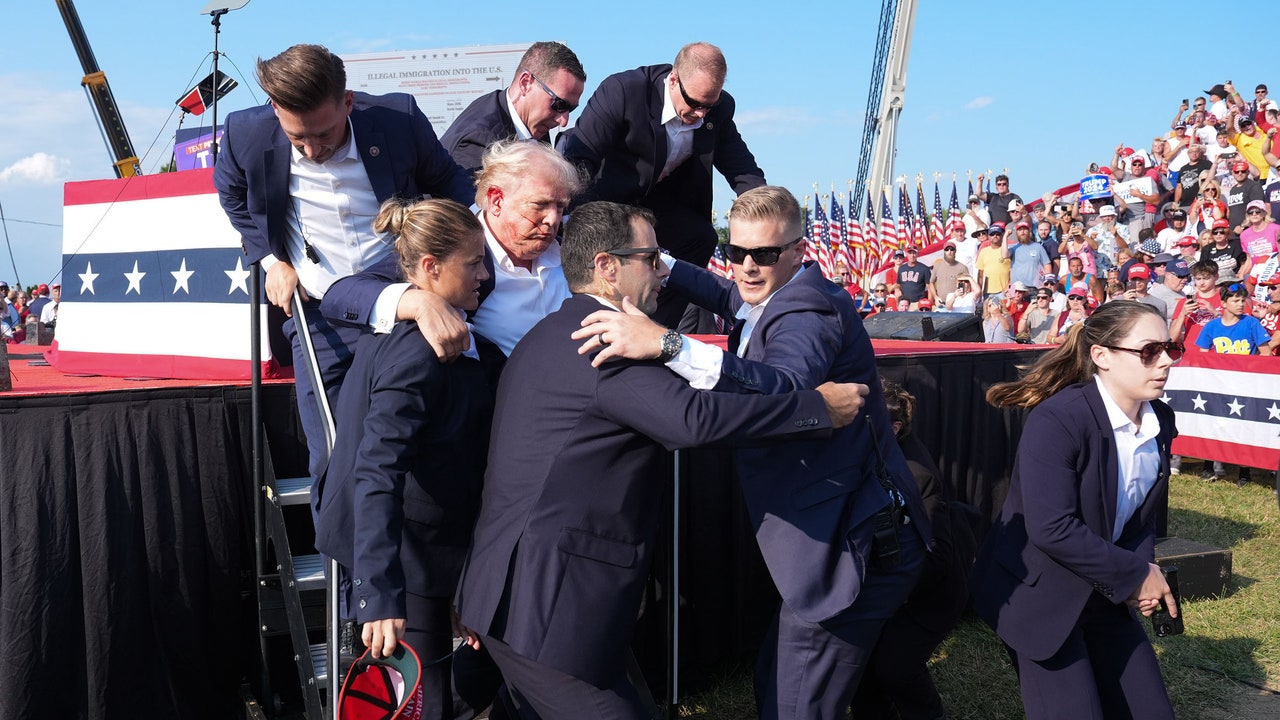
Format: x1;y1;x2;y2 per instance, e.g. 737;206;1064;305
560;42;766;327
440;42;586;176
572;186;929;720
976;301;1182;720
455;200;868;720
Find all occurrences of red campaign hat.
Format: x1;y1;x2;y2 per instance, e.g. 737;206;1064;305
1231;160;1251;172
1212;218;1231;230
1128;264;1151;280
338;642;425;720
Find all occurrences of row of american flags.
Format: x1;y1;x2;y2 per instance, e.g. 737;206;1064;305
707;179;982;291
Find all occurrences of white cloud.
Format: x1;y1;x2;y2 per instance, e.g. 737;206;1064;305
0;152;71;184
734;106;857;136
964;96;994;110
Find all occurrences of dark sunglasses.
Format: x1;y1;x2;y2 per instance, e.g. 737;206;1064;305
1101;341;1185;365
608;246;664;270
1212;229;1228;234
676;76;720;111
1247;209;1265;215
724;237;802;266
529;72;577;114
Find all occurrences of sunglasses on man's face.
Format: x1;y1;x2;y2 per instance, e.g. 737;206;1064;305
724;237;802;266
1100;341;1185;365
676;76;720;111
608;246;664;270
529;72;577;114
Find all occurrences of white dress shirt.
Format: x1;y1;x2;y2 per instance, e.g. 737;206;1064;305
658;74;703;182
505;92;534;141
275;118;391;299
1094;376;1162;542
467;213;571;356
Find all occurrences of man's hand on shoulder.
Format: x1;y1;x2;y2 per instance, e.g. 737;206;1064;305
266;261;305;317
571;297;666;367
400;288;470;361
816;381;869;428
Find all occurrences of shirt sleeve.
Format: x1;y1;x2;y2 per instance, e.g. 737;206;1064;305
371;283;413;334
665;335;724;390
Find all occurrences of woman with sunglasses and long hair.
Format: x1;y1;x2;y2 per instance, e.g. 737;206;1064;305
971;301;1182;720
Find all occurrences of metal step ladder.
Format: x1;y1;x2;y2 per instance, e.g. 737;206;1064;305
247;277;342;719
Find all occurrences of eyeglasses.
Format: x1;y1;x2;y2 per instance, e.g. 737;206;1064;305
528;72;577;114
1194;103;1205;108
676;76;720;111
608;245;664;270
1067;295;1085;302
996;181;1008;186
874;288;887;293
1247;209;1265;215
1212;229;1228;234
1257;89;1268;95
1100;341;1185;365
724;237;802;266
944;247;956;252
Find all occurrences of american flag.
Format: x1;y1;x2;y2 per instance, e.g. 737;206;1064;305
914;184;930;248
932;182;945;243
46;169;280;380
967;178;975;200
706;242;732;279
830;195;853;276
897;186;912;251
1165;351;1280;471
948;181;962;228
879;190;898;260
863;189;879;271
810;198;836;278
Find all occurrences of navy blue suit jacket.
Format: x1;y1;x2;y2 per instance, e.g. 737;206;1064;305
668;260;931;623
970;382;1176;661
213;92;473;264
455;294;834;688
313;322;492;622
439;89;519;177
560;65;764;263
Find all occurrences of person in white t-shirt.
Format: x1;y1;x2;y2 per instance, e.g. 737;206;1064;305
1155;208;1195;252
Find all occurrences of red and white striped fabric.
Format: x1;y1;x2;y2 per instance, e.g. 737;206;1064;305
1166;351;1280;471
48;169;280;380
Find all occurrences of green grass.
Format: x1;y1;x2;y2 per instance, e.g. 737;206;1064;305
678;469;1280;719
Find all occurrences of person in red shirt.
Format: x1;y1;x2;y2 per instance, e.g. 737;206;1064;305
1170;260;1225;345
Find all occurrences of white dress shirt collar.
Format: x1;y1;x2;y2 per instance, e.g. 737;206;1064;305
505;90;534;141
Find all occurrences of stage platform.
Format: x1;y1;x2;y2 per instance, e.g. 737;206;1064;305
0;337;1041;719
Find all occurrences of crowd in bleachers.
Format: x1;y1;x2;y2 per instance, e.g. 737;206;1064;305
854;81;1280;357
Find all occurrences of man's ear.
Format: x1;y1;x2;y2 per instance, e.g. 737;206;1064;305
486;185;505;214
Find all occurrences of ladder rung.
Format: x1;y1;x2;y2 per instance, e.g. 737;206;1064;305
276;476;314;505
292;554;326;592
310;642;328;683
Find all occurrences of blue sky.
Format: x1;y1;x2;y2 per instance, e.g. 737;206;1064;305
0;0;1261;287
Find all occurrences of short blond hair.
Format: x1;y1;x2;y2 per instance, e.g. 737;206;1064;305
729;186;802;237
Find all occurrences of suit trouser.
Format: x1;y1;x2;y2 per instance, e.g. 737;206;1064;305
754;527;924;720
1008;594;1173;720
481;634;653;720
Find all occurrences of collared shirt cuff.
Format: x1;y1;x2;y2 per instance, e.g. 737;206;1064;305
666;335;723;390
372;282;413;334
259;254;280;272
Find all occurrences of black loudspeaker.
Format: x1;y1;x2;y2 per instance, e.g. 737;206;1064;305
1155;537;1232;600
861;311;983;342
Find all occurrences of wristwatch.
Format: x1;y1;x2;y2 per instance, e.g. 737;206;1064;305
657;328;683;362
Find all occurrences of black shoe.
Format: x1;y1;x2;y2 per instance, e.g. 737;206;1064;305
1200;469;1218;481
1237;469;1252;487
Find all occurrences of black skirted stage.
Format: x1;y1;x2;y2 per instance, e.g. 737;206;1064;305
0;340;1042;719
